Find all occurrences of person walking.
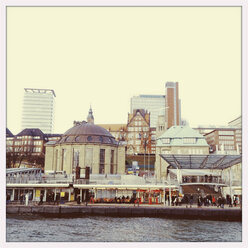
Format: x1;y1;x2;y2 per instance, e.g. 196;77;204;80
233;195;237;207
39;193;43;205
217;196;222;208
55;193;60;205
189;194;194;208
6;193;11;205
77;195;81;204
184;195;189;208
20;193;24;205
197;196;202;208
212;195;216;206
25;193;29;206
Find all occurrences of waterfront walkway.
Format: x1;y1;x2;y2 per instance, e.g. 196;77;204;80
6;202;242;221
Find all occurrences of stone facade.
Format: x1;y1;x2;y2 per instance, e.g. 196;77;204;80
126;109;151;155
155;126;209;181
44;111;125;176
45;142;125;175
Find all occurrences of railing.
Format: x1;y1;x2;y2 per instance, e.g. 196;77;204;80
182;176;226;185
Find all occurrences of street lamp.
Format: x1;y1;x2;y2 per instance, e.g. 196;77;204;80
143;133;146;175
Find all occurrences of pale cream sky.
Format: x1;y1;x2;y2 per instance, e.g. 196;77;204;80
7;6;241;134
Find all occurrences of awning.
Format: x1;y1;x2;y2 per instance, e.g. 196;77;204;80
160;154;241;170
6;183;70;188
73;184;178;190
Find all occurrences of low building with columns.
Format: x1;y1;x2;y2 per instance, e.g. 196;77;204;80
44;109;125;176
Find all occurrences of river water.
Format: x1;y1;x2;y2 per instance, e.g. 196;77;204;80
6;215;242;242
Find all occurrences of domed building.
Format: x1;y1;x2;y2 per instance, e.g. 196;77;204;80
44;108;125;175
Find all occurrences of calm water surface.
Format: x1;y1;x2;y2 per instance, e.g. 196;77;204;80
6;215;242;242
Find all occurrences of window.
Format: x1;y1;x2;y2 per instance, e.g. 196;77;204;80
161;149;170;154
73;149;80;170
85;148;93;172
61;149;66;171
110;150;114;174
161;138;170;144
99;149;105;174
55;150;58;171
183;138;196;144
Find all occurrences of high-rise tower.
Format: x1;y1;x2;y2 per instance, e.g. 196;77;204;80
165;82;181;128
21;88;56;133
130;95;165;128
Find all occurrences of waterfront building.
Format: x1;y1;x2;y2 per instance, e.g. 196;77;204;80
155;125;209;181
159;153;242;201
6;128;62;168
165;82;181;128
130;95;165;128
204;127;241;154
44;108;126;176
21;88;56;133
126;109;151;155
228;116;242;153
6;128;14;152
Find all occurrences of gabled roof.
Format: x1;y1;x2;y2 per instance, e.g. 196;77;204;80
157;126;208;147
160;126;203;139
128;109;150;126
6;128;14;137
16;128;45;138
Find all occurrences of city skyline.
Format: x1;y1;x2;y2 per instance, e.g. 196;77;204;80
7;6;241;134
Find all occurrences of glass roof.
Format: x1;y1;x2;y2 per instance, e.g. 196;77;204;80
160;154;241;169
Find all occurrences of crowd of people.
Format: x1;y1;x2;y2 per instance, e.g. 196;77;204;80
7;191;241;208
169;194;240;208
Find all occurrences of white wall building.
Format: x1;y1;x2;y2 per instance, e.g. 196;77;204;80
22;88;56;134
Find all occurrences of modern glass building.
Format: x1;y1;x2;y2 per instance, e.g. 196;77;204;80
130;95;165;128
21;88;56;133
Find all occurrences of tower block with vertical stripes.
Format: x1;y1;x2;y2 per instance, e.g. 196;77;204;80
165;82;181;129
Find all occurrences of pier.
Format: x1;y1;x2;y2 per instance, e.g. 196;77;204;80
6;204;242;221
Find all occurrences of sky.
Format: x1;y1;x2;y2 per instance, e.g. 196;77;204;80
6;6;241;134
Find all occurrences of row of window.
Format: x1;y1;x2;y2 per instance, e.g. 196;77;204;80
222;145;235;150
161;138;197;144
13;147;42;152
58;148;115;175
218;131;234;135
220;140;234;145
128;127;149;132
219;135;234;140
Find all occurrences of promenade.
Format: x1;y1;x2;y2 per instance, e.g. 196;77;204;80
6;202;242;221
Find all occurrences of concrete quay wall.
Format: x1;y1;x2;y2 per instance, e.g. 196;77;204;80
6;205;242;221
